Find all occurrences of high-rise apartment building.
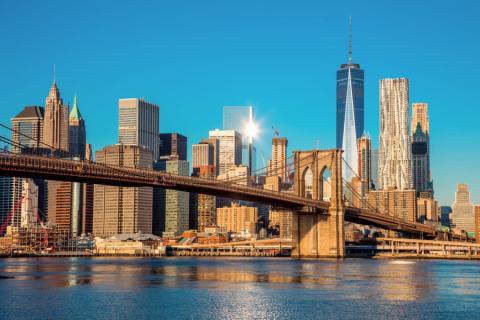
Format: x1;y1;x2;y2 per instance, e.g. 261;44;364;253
217;203;258;234
68;96;86;159
11;106;46;227
93;145;153;236
336;21;364;182
118;98;160;161
208;129;242;176
160;133;187;161
268;136;288;182
378;78;412;190
164;159;190;236
42;81;69;152
367;189;417;222
193;166;216;232
223;106;256;173
192;141;215;169
357;133;371;196
450;184;475;233
411;103;433;196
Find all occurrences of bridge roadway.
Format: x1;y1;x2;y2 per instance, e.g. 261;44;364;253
0;153;436;235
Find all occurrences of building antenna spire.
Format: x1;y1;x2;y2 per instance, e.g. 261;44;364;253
348;16;353;63
53;64;56;84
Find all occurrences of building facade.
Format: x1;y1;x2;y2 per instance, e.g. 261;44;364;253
357;133;371;197
68;96;86;159
450;184;475;234
42;81;69;152
367;189;417;222
118;98;160;161
268;136;288;182
192;142;214;169
160;133;187;161
223;106;256;173
208;129;242;176
11;106;46;228
194;166;216;232
93;145;153;236
217;203;258;234
411;103;433;196
164;159;190;236
378;78;412;190
475;206;480;242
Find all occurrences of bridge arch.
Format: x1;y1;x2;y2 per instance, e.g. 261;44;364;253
301;166;313;199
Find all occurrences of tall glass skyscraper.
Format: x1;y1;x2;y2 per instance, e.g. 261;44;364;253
336;20;364;181
223;106;256;173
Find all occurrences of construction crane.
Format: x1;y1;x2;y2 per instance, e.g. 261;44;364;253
272;126;279;137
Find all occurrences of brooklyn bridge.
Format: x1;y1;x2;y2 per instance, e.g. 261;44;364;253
0;145;437;258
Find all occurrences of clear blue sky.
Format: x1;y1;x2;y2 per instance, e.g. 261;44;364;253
0;0;479;206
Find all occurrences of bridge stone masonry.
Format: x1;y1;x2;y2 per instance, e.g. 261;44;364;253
292;149;345;258
0;149;438;259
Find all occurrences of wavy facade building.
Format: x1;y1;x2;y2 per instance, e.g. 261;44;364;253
378;78;412;190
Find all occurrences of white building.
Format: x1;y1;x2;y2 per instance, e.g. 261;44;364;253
208;129;242;176
118;98;160;161
378;78;412;190
451;184;475;233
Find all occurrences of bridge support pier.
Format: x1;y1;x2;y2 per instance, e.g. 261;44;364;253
291;208;345;259
292;149;346;259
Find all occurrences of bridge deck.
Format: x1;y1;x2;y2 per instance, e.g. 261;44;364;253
0;154;436;236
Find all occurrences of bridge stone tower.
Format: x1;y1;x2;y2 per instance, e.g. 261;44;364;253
292;149;345;258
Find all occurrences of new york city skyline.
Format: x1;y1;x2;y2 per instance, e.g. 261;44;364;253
1;0;478;206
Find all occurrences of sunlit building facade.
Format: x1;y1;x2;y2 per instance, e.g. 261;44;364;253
378;78;412;190
118;98;160;161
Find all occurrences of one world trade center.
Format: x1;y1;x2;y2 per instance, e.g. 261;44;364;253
336;18;364;182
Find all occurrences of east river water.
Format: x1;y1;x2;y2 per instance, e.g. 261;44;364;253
1;257;479;319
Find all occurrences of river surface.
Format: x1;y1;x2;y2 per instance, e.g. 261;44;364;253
1;257;480;319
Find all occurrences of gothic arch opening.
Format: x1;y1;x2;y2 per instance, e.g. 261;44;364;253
302;167;313;199
319;166;331;201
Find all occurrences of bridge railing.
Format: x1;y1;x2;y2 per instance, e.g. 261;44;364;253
0;153;330;209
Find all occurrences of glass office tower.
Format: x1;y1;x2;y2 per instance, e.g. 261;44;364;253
223;106;256;174
336;23;364;181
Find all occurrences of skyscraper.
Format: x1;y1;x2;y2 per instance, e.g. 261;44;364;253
11;106;44;154
268;136;288;182
164;159;190;236
336;19;364;181
450;184;475;234
411;123;430;194
68;95;86;159
42;81;69;152
118;98;160;161
208;129;242;176
11;106;46;227
159;133;187;161
378;78;412;190
192;142;214;169
357;133;371;196
93;145;153;236
411;103;429;135
411;103;433;195
223;106;256;173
